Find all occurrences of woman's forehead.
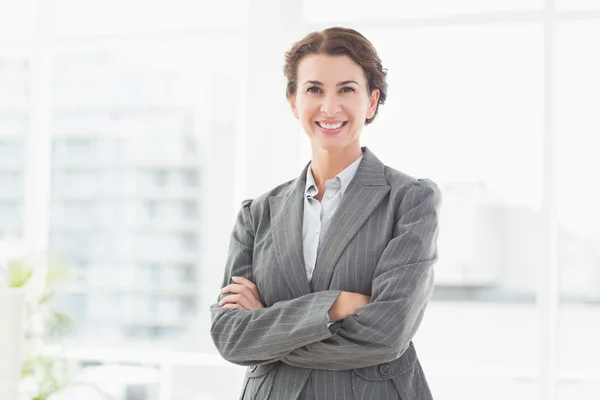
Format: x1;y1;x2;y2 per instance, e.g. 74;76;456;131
297;54;366;83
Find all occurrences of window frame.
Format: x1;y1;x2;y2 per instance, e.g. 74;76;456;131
9;0;600;399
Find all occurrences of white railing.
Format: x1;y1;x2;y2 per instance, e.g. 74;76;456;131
43;346;245;400
41;345;600;400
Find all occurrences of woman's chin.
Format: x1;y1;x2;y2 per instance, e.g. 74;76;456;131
311;139;351;153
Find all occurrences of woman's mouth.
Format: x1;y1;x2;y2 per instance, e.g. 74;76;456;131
315;121;348;134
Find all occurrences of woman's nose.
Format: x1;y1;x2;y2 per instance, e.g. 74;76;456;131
320;93;342;116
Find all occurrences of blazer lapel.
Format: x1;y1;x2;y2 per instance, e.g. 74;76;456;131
311;148;391;292
269;165;312;299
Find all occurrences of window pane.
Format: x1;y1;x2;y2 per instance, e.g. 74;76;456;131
360;25;544;390
0;0;35;39
556;21;600;398
302;0;543;23
0;48;28;242
557;0;600;9
48;36;245;372
55;0;248;37
430;376;537;399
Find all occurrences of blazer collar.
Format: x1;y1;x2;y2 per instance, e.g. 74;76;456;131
269;147;390;297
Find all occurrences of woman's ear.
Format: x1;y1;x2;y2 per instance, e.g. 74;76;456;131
367;88;380;119
288;96;299;119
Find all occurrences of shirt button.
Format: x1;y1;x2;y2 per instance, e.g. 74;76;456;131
315;229;320;234
379;363;392;376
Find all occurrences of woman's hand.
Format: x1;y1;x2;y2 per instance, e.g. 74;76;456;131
328;291;371;322
218;276;265;310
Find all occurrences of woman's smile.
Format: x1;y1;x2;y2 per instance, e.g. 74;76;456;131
315;120;349;135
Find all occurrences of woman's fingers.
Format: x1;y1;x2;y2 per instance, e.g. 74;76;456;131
218;291;264;310
219;294;251;309
220;276;264;305
222;303;243;309
220;283;260;306
231;276;262;302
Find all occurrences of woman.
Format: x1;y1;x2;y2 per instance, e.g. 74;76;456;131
210;27;440;400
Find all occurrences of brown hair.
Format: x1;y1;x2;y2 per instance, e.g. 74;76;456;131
284;27;388;125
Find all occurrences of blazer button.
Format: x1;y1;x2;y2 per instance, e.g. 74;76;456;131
249;365;257;372
379;363;392;376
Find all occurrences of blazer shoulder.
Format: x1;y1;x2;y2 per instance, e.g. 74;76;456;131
383;165;442;205
238;177;297;214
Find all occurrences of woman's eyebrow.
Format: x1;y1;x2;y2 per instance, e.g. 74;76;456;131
337;80;359;86
302;80;359;86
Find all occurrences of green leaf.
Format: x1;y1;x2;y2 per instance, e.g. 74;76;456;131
46;256;70;288
44;311;76;339
38;291;56;306
7;259;33;287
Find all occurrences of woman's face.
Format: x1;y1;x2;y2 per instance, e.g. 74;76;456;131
289;54;380;155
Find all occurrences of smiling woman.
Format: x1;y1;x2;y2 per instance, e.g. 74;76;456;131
289;55;379;161
210;27;441;400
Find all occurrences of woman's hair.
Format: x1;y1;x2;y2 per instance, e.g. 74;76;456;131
284;27;388;125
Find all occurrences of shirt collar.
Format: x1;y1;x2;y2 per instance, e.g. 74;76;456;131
304;155;363;198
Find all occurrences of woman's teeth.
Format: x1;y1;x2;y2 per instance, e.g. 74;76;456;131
318;122;345;129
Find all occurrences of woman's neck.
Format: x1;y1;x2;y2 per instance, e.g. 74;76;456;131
309;145;362;190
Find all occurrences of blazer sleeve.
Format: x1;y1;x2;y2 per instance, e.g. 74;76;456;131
281;179;441;370
209;200;342;366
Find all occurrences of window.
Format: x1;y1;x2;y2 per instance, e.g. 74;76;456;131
180;233;197;252
344;27;543;394
12;1;599;399
0;1;35;39
153;170;168;187
556;22;600;394
558;0;600;9
180;296;196;314
54;0;249;36
302;0;543;22
144;200;158;219
181;170;198;187
181;263;196;281
0;139;25;162
138;263;161;287
0;48;28;246
181;201;198;218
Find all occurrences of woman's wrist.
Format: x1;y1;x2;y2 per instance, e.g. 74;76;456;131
328;291;370;322
327;291;346;322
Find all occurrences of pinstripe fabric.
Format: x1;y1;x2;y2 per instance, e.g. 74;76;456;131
303;154;362;282
210;147;440;400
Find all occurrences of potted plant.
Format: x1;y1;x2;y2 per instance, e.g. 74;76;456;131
0;242;28;400
0;282;26;399
0;243;111;399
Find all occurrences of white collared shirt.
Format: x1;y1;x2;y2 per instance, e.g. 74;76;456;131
302;155;363;282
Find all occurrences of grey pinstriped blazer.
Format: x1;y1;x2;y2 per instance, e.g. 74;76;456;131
210;147;440;400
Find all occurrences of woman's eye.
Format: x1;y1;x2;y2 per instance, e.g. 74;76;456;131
340;86;355;93
307;86;322;93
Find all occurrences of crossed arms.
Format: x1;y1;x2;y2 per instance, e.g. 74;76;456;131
209;180;440;370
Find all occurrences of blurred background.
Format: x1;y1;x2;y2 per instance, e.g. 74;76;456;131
0;0;599;399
